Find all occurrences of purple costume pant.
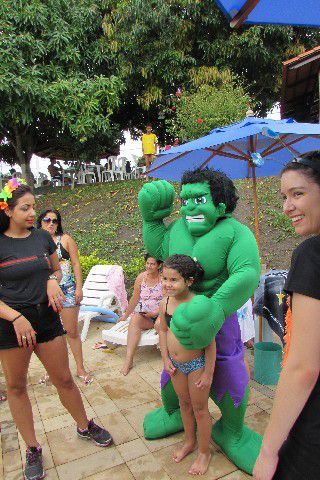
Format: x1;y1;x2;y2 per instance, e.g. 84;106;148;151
161;312;249;407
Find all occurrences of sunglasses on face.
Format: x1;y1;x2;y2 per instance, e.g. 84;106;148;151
42;217;58;225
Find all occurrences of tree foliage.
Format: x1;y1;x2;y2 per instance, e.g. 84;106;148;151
107;0;320;140
0;0;123;182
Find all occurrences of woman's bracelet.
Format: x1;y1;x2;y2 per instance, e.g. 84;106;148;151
11;313;22;323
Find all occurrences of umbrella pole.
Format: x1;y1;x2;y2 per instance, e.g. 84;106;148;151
251;163;264;342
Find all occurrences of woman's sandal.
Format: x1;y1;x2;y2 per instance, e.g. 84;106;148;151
77;374;93;385
0;392;7;402
38;373;50;386
92;341;108;350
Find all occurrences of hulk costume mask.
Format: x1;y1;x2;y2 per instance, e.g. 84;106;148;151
138;169;262;474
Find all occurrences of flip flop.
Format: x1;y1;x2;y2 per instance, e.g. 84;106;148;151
92;341;108;350
0;392;6;402
77;374;93;385
38;374;50;385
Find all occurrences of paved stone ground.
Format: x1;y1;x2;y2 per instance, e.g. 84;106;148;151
0;323;277;479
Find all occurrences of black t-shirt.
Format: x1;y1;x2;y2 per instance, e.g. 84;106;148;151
0;229;56;308
284;235;320;449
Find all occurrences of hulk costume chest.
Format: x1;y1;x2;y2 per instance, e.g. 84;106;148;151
167;218;232;288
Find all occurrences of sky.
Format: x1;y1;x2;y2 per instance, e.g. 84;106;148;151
1;104;281;177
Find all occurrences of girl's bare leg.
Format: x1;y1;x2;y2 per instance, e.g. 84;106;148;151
0;348;39;447
171;370;197;462
188;369;212;475
61;306;91;382
35;336;88;430
120;313;154;376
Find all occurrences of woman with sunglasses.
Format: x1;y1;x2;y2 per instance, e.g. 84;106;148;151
0;180;112;480
253;151;320;480
37;209;92;385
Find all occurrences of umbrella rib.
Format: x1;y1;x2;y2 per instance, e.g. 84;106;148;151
261;134;290;157
230;0;260;28
206;147;247;161
147;151;190;174
225;143;250;160
266;135;308;157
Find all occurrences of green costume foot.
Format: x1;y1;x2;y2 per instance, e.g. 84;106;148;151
144;407;183;439
212;419;262;474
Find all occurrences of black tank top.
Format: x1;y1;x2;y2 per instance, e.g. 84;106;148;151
165;297;172;328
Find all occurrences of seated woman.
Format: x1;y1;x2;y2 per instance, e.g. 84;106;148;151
119;254;163;375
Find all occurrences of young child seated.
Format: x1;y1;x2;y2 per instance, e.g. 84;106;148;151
158;254;216;475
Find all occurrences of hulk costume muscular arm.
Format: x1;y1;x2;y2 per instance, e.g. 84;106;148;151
138;179;260;349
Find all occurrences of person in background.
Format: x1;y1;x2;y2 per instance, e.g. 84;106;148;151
0;179;112;480
48;157;63;182
141;124;158;170
119;253;163;375
253;151;320;480
37;209;92;385
9;168;17;179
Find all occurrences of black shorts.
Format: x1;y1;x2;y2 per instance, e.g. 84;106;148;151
273;437;320;479
0;303;65;350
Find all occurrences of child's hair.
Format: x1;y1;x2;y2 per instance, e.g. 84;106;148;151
144;252;163;266
163;254;204;283
146;123;152;128
0;185;32;233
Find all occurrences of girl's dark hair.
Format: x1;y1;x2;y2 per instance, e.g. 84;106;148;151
0;185;33;233
181;168;239;213
163;254;204;282
281;151;320;188
36;209;63;235
144;252;163;266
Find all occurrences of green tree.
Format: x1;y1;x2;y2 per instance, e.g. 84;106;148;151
0;0;123;184
107;0;320;138
167;82;250;142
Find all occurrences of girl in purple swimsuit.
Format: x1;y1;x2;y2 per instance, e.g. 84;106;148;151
159;255;216;476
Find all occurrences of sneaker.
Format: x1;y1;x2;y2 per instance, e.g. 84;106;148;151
77;419;113;447
24;446;45;480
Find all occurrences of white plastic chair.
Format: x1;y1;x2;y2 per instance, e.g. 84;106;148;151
101;156;117;182
79;265;124;341
77;164;96;184
102;318;159;346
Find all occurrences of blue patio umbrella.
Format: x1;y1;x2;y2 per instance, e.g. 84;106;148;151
214;0;320;28
148;116;320;246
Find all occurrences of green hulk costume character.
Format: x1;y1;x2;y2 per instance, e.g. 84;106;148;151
138;169;262;474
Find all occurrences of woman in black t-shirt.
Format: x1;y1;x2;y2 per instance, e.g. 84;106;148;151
253;151;320;480
0;181;112;480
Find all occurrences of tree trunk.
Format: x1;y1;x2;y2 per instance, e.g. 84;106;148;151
13;126;35;189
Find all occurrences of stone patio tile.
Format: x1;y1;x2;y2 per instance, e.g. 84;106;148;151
3;449;22;476
37;393;91;420
1;420;16;434
98;412;139;445
244;403;263;418
120;400;164;437
44;467;60;479
117;438;150;462
42;409;95;433
92;399;120;417
127;453;171;480
244;410;270;436
2;468;24;480
153;443;236;480
84;463;135;479
1;432;20;454
112;389;160;410
100;373;155;399
218;470;251;479
143;431;186;453
46;422;103;466
254;397;274;411
56;447;123;480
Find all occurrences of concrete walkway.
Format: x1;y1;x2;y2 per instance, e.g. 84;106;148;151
0;323;276;479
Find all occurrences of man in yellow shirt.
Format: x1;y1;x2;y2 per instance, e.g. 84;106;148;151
141;124;158;170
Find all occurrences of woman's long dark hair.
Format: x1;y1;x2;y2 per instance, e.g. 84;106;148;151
37;209;64;235
0;185;33;233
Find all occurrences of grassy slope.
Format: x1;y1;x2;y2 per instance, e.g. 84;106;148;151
35;177;300;287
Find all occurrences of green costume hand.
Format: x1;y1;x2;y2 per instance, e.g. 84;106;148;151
138;180;175;222
170;295;224;350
